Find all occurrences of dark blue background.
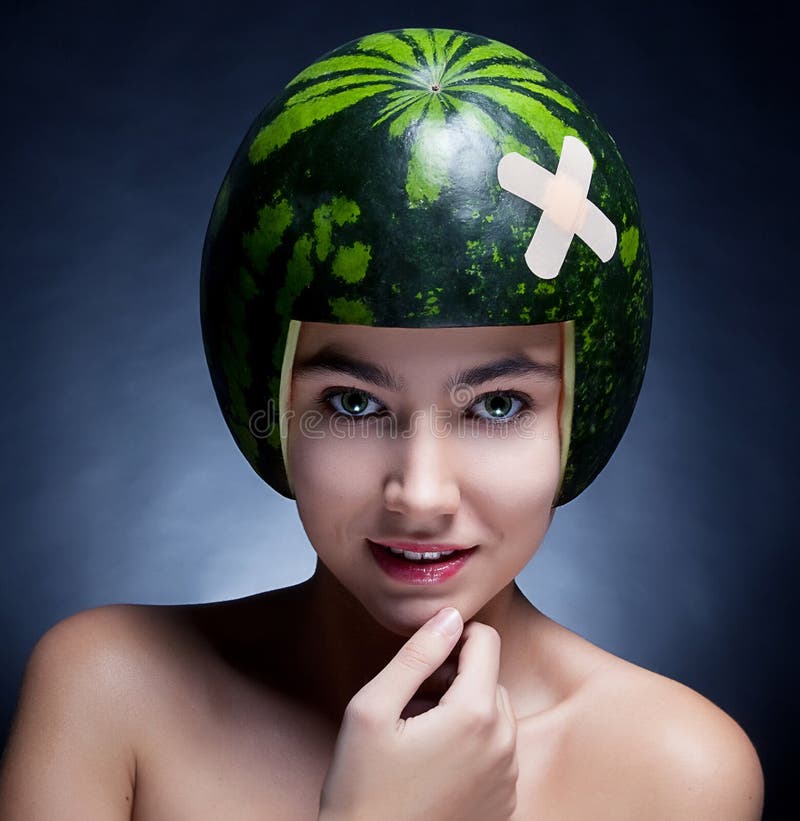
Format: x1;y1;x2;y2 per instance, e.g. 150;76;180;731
1;1;796;817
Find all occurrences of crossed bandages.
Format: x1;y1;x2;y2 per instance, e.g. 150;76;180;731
497;136;617;280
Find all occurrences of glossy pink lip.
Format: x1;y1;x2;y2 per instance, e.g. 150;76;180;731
373;540;474;552
367;540;476;585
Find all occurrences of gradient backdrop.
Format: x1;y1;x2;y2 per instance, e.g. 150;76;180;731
1;1;796;817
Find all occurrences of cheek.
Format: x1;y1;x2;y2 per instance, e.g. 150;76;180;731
289;434;389;553
462;432;561;515
288;428;384;505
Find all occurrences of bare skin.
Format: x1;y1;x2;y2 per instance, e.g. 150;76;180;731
0;322;765;817
0;572;763;820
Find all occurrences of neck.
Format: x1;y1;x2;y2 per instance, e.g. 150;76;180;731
292;558;540;724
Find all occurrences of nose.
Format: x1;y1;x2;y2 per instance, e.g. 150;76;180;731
382;410;461;522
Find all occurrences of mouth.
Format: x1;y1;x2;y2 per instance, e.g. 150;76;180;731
371;540;477;562
367;539;478;584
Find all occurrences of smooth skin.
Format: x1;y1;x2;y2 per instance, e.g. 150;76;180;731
0;322;764;819
319;611;520;821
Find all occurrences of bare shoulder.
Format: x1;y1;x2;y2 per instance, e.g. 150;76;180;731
17;602;200;700
0;603;197;820
557;651;764;820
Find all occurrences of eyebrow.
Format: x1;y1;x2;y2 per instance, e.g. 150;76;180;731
292;345;561;392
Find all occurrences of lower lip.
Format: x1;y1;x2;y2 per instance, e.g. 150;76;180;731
367;540;476;585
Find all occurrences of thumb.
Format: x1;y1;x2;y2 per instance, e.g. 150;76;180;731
355;608;463;721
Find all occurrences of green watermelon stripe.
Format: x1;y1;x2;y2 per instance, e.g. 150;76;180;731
372;90;428;127
408;28;469;71
427;28;465;68
249;84;396;163
447;74;578;114
374;93;428;124
406;94;447;203
252;29;577;166
389;94;432;137
400;28;439;72
441;97;533;158
439;31;469;64
440;42;533;84
380;88;427;102
287;54;418;87
444;62;547;86
431;29;454;64
435;93;460;116
361;28;468;76
355;32;419;66
427;91;445;120
447;84;576;154
505;80;579;112
347;54;432;89
285;73;420;107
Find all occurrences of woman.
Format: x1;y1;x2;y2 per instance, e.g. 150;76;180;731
0;28;763;819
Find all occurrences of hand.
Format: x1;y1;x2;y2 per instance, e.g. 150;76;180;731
318;608;519;821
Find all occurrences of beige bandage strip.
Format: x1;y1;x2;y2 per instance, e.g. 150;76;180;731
497;136;617;279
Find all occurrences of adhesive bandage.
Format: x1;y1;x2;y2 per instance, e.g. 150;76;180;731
497;136;617;279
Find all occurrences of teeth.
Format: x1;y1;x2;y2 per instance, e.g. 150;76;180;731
387;547;456;560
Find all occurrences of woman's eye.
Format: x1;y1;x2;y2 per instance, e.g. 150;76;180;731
469;392;529;423
325;388;384;418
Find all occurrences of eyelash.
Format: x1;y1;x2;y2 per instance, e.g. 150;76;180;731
316;386;535;426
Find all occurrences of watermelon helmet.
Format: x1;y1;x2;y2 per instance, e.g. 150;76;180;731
200;28;652;506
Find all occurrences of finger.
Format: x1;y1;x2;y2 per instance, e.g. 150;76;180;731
439;621;501;708
409;658;459;702
355;607;463;720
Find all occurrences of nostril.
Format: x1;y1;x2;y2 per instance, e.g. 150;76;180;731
383;496;460;520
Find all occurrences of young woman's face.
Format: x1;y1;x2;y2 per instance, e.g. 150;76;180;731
287;321;564;635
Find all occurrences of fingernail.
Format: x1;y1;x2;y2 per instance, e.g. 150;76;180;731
430;607;462;637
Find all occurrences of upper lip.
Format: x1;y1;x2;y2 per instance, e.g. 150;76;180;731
370;539;475;552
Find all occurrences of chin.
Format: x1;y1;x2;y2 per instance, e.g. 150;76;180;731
370;608;439;639
363;593;483;640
